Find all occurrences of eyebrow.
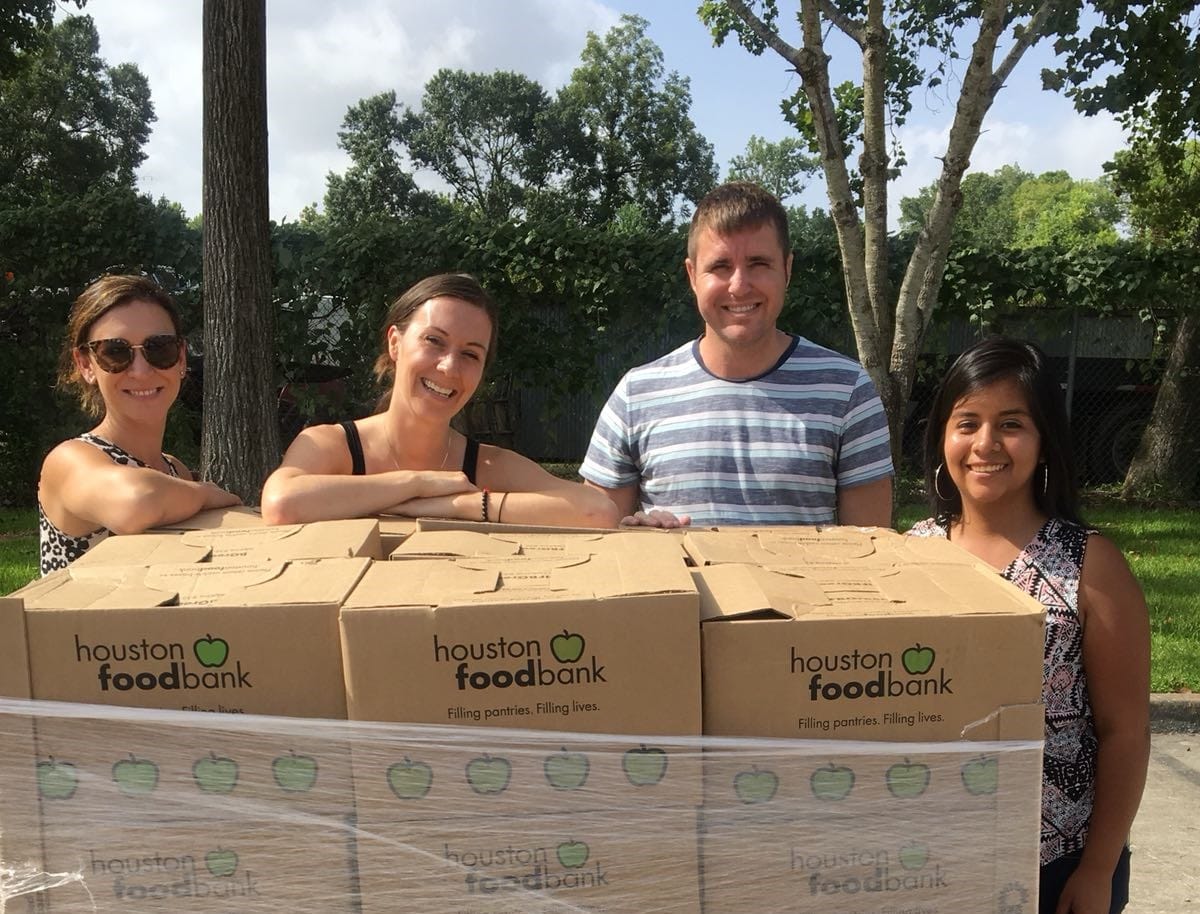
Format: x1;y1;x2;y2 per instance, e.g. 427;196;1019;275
951;407;1031;417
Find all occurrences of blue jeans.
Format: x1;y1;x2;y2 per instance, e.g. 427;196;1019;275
1039;845;1131;914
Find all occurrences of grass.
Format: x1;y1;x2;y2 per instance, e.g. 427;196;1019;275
3;488;1197;691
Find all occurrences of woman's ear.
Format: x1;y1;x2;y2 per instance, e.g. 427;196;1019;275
386;324;403;364
73;347;95;385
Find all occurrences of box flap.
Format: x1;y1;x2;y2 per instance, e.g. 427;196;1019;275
693;565;830;622
19;564;178;609
390;530;523;559
180;519;379;561
152;505;266;530
70;533;213;567
682;528;878;566
343;560;502;609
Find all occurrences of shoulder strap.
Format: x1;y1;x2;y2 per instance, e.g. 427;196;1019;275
462;437;480;485
341;420;366;476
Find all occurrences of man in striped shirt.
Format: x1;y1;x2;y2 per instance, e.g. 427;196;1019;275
580;182;894;527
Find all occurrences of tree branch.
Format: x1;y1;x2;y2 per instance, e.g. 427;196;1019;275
992;0;1062;96
723;0;805;66
817;0;866;48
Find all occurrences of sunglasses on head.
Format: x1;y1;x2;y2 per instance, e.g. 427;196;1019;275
80;335;184;373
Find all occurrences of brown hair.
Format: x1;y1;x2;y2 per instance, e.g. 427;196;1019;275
687;181;791;260
58;274;184;417
372;273;499;408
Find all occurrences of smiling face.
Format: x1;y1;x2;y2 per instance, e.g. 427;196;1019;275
942;376;1043;515
387;296;492;420
686;221;792;374
74;298;185;421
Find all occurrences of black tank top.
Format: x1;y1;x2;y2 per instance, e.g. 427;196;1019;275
340;420;478;484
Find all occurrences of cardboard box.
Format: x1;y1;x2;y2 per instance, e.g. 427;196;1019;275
34;818;356;913
390;528;687;563
340;538;700;737
68;519;382;567
349;728;701;822
699;738;1042;913
683;525;981;567
697;562;1045;741
355;806;702;914
376;517;416;556
15;558;370;718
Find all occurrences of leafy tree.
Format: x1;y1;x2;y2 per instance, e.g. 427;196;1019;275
899;166;1121;250
558;14;718;224
323;91;438;226
700;0;1090;461
0;0;85;76
1109;141;1200;498
201;0;277;501
727;134;818;201
1046;5;1200;498
404;69;563;220
0;15;152;203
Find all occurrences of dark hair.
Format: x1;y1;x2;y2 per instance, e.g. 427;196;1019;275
372;273;499;411
58;274;184;417
687;181;790;260
922;336;1083;525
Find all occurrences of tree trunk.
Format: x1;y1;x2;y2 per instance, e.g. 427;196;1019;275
201;0;277;504
1122;311;1200;499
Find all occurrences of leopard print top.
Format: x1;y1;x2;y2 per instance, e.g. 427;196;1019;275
38;433;180;576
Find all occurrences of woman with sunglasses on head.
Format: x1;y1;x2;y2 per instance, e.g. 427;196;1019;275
37;274;241;575
907;336;1149;914
261;273;619;528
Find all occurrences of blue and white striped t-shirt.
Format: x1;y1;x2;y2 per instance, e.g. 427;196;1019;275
580;335;894;525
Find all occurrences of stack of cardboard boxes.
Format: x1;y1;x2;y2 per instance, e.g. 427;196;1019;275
0;513;1045;913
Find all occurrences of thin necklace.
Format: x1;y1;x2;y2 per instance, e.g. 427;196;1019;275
386;427;451;472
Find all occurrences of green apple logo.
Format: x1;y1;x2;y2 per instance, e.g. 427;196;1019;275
622;745;668;787
544;749;589;790
733;767;779;805
901;643;935;675
112;755;159;797
550;630;585;663
465;755;511;795
961;755;1000;796
899;842;928;871
205;848;239;878
809;763;855;801
36;758;78;800
193;634;229;668
556;840;590;869
387;758;433;800
193;753;239;794
885;759;931;799
272;751;318;793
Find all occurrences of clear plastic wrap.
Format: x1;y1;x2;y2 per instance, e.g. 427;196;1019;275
1;698;1041;913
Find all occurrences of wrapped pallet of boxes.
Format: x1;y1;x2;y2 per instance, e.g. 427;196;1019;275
692;533;1047;914
339;529;705;913
0;554;372;913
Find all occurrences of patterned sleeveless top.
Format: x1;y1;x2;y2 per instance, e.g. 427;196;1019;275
38;434;180;576
906;516;1097;865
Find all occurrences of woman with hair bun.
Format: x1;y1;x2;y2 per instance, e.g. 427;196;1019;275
261;273;619;528
38;274;241;575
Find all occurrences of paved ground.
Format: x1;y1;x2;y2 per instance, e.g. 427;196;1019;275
1127;696;1200;913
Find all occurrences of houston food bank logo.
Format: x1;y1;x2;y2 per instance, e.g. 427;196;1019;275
73;633;252;693
433;629;605;691
791;642;952;702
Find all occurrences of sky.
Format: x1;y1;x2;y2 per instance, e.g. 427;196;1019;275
70;0;1127;226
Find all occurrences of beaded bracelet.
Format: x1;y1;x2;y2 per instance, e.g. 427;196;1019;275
481;488;490;523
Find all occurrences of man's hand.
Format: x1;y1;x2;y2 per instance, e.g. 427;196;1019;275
620;509;691;528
